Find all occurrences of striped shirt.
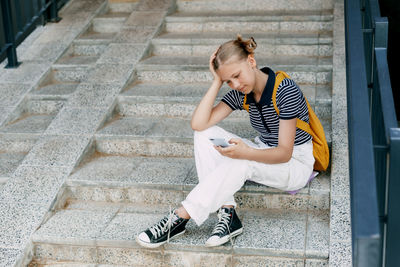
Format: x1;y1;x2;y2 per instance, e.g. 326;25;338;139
221;67;312;147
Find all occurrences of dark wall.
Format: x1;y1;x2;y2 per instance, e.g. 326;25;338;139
379;0;400;119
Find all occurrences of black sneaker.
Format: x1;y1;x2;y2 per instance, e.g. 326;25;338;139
205;207;243;247
136;210;189;248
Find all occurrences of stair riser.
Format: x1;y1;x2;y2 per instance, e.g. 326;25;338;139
92;18;126;33
108;2;138;13
71;44;108;56
32;243;327;266
137;70;332;85
118;102;196;118
117;101;331;118
152;44;333;57
118;102;247;119
152;37;333;46
95;138;194;157
166;15;334;23
52;67;90;83
26;99;65;115
165;21;333;34
0;136;38;153
96;114;331;154
33;84;79;97
177;0;334;12
66;186;329;211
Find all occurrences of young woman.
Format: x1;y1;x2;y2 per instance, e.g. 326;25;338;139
136;35;315;248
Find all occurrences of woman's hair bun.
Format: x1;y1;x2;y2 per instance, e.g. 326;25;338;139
236;34;257;54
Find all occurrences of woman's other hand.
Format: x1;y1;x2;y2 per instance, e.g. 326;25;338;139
214;138;251;159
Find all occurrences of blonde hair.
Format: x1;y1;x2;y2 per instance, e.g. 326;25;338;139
212;35;257;70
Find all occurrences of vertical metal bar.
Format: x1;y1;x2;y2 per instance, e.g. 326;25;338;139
1;0;20;67
39;0;46;25
48;0;61;22
14;0;23;31
386;128;400;266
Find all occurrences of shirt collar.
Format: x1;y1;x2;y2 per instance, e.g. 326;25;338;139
245;67;275;106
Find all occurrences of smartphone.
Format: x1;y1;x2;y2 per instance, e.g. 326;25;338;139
209;138;231;148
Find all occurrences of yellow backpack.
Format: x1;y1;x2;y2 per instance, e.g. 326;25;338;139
243;71;330;171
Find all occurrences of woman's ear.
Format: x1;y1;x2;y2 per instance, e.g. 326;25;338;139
247;54;257;68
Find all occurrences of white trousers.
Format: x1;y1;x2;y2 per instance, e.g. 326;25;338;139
181;126;315;226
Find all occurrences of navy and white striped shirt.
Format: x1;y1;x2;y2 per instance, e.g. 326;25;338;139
221;67;312;147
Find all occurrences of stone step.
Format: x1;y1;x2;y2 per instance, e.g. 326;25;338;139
0;152;26;179
165;19;333;35
54;41;108;67
151;41;332;57
31;205;329;265
107;0;138;13
94;116;332;157
51;65;91;83
71;42;108;56
29;262;95;267
140;55;332;68
120;82;331;105
156;32;333;45
55;39;106;65
0;134;38;184
117;95;246;119
168;10;333;21
77;28;117;42
66;153;330;210
73;36;113;46
24;98;66;115
118;84;331;119
176;0;333;13
92;14;129;33
0;134;39;153
56;54;99;66
0;114;55;135
96;116;256;140
136;66;332;85
117;97;331;120
32;83;79;97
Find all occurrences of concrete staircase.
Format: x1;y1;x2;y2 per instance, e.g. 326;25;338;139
0;0;351;266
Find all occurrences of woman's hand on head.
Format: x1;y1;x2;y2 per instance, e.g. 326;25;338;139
214;138;251;159
209;48;223;85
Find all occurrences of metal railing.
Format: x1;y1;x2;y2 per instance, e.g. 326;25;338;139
345;0;400;266
0;0;69;68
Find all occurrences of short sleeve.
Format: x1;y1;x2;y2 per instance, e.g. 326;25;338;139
221;90;244;111
276;79;305;120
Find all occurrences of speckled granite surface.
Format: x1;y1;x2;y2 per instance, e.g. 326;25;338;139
0;0;351;265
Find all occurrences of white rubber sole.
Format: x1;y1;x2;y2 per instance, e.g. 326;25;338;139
204;228;244;247
136;230;186;249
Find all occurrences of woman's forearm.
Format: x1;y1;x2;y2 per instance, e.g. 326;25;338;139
244;145;293;164
191;80;222;130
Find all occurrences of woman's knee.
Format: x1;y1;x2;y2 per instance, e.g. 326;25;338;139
194;125;223;140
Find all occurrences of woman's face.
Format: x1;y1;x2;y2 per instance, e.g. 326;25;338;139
216;55;257;94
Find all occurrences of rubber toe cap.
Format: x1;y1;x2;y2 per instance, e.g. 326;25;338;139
138;232;150;243
205;235;220;246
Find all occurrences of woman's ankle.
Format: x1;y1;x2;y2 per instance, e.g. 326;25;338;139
175;207;191;220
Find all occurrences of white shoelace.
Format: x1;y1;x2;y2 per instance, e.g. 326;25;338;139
212;208;234;246
149;207;176;243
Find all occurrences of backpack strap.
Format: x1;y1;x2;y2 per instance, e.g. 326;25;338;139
243;94;249;112
272;71;312;135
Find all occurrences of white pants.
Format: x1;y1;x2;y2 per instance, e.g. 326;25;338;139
181;126;315;226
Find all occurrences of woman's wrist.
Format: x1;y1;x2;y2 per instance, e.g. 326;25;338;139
212;78;223;88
